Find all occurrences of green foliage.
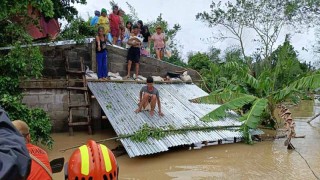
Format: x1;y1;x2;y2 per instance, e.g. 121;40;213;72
58;17;96;43
0;94;53;148
240;98;268;129
201;95;257;122
289;73;320;90
129;123;242;142
0;0;87;148
194;38;318;143
0;1;54;19
51;0;87;21
130;124;166;142
196;0;320;71
188;52;211;72
0;45;54;147
197;90;249;104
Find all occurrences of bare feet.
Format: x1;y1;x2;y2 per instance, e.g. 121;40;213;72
159;112;164;117
150;110;154;116
135;108;141;113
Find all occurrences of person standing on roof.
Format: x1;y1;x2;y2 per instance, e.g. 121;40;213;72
141;25;151;50
118;9;125;30
95;26;108;80
0;106;31;180
126;24;142;79
135;76;164;117
97;8;110;34
123;21;132;47
12;120;52;180
151;26;166;60
137;20;144;35
90;10;100;26
109;5;121;45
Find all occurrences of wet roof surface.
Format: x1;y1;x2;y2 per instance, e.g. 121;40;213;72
88;82;260;157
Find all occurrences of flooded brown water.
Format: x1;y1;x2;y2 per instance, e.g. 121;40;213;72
48;100;320;180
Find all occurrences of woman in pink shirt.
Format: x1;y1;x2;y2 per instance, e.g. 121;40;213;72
151;26;166;60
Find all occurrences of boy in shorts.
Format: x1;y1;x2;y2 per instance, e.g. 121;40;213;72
135;77;164;117
126;25;142;79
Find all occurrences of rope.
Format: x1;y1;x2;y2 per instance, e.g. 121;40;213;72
188;68;212;93
294;148;319;179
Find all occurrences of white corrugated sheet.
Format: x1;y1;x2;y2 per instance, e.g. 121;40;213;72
88;82;262;157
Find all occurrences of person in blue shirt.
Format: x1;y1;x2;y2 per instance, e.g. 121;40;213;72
90;10;100;26
0;106;31;179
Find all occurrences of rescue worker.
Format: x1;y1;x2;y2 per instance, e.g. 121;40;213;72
12;120;52;180
65;140;119;180
0;106;31;179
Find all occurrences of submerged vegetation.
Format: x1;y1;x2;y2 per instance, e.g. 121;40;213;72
192;0;320;143
1;0;320;146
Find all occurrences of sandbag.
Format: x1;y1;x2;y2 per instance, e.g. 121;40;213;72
180;71;192;82
152;76;164;82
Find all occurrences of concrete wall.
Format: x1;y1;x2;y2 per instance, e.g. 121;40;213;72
21;41;201;132
40;43;93;79
106;45;200;78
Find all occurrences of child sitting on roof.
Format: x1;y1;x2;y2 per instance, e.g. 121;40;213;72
135;76;164;117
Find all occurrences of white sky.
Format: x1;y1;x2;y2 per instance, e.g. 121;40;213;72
74;0;318;63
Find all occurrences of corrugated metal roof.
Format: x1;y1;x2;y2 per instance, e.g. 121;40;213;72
88;82;262;158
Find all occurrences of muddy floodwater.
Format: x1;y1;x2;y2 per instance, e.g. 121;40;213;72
48;100;320;180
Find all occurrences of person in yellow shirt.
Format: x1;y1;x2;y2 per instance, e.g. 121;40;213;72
97;8;110;34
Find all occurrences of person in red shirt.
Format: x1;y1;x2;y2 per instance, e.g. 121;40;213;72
109;5;120;45
12;120;52;180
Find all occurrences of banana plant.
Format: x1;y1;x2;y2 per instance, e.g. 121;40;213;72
198;70;320;144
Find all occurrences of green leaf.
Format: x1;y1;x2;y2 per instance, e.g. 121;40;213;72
289;73;320;90
201;95;257;121
196;90;250;104
240;98;268;128
271;87;302;103
243;73;258;89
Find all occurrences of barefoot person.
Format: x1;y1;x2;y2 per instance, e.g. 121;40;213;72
135;76;164;116
95;27;108;79
126;25;142;79
151;26;166;60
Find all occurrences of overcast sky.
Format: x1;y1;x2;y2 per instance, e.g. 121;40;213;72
74;0;318;63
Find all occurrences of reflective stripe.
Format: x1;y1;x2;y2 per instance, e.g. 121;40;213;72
79;145;90;175
100;144;112;172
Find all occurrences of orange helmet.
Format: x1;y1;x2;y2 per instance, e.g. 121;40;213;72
66;140;118;180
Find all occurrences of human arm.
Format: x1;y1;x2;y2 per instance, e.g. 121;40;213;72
163;34;166;48
127;37;141;47
157;96;164;116
138;90;143;105
95;36;101;51
0;106;31;180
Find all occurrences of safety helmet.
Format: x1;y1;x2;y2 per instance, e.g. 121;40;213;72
66;140;118;180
